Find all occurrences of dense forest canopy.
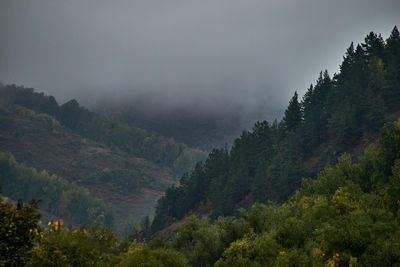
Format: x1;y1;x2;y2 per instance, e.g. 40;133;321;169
0;152;112;227
0;101;185;233
4;116;400;265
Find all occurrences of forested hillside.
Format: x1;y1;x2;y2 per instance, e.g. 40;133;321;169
152;26;400;232
144;119;400;266
4;88;400;267
0;152;111;227
0;103;173;231
0;85;206;176
0;86;206;232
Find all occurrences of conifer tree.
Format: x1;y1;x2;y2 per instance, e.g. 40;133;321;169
384;26;400;110
282;91;302;133
339;42;355;76
362;31;385;61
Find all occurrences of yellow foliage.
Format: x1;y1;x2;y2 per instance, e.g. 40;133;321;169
325;253;340;267
349;256;357;267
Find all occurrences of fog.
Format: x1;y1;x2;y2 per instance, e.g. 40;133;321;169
1;0;399;123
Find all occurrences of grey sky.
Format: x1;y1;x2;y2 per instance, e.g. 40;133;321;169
0;0;399;120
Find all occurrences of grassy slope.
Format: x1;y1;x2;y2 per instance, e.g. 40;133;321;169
0;104;175;232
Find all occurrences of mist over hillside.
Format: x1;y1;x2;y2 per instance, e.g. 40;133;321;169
1;0;399;138
92;92;283;150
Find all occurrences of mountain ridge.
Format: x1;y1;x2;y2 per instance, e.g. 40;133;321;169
151;26;400;232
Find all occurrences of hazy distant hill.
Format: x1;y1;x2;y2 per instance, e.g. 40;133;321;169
98;106;244;151
0;85;207;176
0;103;172;231
0;86;207;232
94;100;280;151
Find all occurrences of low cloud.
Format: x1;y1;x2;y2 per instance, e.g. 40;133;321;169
0;0;399;122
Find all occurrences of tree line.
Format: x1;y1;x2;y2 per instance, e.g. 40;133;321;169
0;85;207;177
152;26;400;232
3;104;400;266
0;152;112;227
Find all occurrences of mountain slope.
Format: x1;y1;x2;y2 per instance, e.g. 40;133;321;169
0;151;111;228
0;103;175;231
144;118;400;266
0;85;207;177
0;83;209;232
151;26;400;232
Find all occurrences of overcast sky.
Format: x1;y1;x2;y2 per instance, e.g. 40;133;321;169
0;0;399;120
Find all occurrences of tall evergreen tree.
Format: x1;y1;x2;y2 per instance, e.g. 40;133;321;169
282;91;302;133
339;42;355;78
383;26;400;110
301;71;332;154
362;31;385;62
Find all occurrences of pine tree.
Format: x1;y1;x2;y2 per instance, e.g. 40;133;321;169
362;31;385;62
339;42;355;76
301;71;332;153
283;91;302;133
383;26;400;111
364;56;386;130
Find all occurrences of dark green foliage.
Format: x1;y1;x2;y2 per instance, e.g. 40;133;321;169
283;91;302;134
29;222;120;266
152;27;400;233
379;120;400;177
148;118;400;266
384;26;400;111
302;71;331;153
5;122;398;265
7;119;400;266
0;152;112;226
0;195;41;266
117;245;188;267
